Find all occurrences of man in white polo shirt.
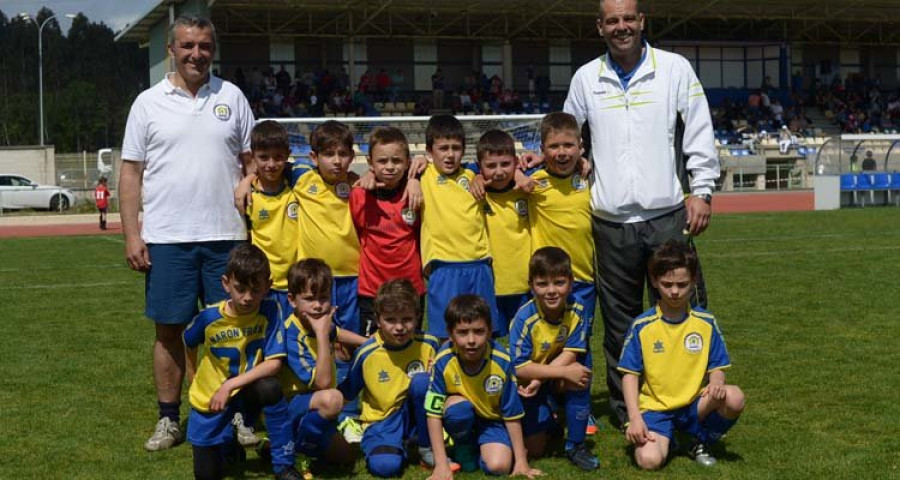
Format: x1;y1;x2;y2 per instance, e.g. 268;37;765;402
119;13;255;451
563;0;720;429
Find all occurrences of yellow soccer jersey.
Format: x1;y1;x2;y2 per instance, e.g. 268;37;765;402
289;164;360;277
528;169;594;284
508;299;589;368
484;186;531;296
183;300;286;412
339;332;440;422
280;313;342;398
247;181;299;291
618;306;731;412
420;163;490;267
425;341;524;421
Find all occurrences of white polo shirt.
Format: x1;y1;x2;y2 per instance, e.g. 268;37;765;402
122;74;254;243
564;46;720;223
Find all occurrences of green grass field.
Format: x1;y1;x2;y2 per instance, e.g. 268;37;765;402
2;208;899;479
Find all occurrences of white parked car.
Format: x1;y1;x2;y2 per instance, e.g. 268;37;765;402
0;174;76;211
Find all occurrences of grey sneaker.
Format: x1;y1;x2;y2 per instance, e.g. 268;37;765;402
232;412;261;447
144;417;184;451
418;446;461;472
687;442;717;467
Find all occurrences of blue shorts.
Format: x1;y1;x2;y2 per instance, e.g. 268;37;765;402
472;418;512;450
360;402;413;459
333;276;360;335
268;289;292;321
426;260;499;339
187;407;238;447
286;392;337;456
145;241;243;324
642;396;704;441
569;280;596;327
495;293;531;338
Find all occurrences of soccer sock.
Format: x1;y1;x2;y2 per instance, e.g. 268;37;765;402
159;400;181;423
564;387;591;449
264;399;295;473
297;410;335;455
702;411;737;445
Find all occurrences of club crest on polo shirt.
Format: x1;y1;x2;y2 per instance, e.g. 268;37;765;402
515;199;528;217
401;208;416;225
456;177;470;190
286;201;299;219
483;374;504;395
683;332;703;354
335;182;351;199
213;104;231;121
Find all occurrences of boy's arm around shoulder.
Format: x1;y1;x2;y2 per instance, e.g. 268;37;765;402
209;358;283;413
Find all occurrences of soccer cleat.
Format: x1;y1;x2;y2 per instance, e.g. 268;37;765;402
232;412;261;447
337;417;363;444
256;437;272;463
144;417;184;451
451;441;479;472
566;443;601;471
585;414;599;435
687;442;717;467
418;446;461;472
275;466;312;480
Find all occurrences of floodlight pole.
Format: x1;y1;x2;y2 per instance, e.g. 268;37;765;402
20;13;75;146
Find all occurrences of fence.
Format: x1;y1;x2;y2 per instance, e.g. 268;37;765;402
54;149;120;204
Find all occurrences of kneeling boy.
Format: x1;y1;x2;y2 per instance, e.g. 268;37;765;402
619;240;745;470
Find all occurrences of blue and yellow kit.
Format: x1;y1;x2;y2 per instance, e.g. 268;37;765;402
339;332;440;423
618;306;731;412
508;299;589;368
420;162;491;267
279;313;343;398
289;163;360;277
247;180;299;291
425;341;524;421
528;169;594;284
183;300;286;412
483;185;531;296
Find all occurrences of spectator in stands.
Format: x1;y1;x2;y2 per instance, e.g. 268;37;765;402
770;99;784;123
862;150;877;171
275;65;292;95
431;68;445;109
459;89;473;114
250;67;264;101
376;68;391;102
778;126;793;155
747;90;762;117
391;68;404;101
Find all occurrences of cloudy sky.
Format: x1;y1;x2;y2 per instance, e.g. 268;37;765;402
1;0;157;33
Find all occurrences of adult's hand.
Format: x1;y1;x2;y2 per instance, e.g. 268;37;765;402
119;160;151;272
685;195;711;236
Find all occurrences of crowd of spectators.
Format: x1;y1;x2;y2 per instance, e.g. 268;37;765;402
814;73;900;134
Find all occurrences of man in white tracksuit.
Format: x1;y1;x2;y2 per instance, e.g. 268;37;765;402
563;0;720;428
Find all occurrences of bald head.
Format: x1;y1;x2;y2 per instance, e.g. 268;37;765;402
599;0;642;20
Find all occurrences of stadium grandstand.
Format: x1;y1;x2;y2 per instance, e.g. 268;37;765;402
114;0;900;195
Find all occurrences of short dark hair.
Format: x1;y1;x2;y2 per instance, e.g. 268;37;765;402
375;279;421;318
529;246;573;282
647;240;698;280
368;126;410;160
251;120;290;154
445;294;492;333
425;114;465;149
287;258;333;296
476;129;516;163
310;120;354;154
225;244;270;291
540;112;580;144
170;13;217;46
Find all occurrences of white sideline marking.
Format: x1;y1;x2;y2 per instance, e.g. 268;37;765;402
705;244;900;258
705;232;899;243
0;264;123;273
98;236;125;244
2;281;133;290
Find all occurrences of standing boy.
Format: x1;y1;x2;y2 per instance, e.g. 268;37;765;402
509;247;599;471
339;279;441;477
94;177;111;230
619;240;744;470
245;120;298;317
424;295;542;479
183;244;287;480
419;115;499;339
477;130;532;337
350;127;424;335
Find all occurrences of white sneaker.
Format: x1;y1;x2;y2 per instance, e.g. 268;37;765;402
338;417;363;444
144;417;184;451
232;412;261;447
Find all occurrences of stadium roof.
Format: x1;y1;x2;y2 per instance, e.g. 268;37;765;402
116;0;900;45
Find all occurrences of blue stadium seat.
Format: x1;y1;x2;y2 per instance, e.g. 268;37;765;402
840;173;859;206
872;173;891;206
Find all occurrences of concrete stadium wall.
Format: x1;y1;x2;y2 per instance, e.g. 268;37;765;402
0;146;56;184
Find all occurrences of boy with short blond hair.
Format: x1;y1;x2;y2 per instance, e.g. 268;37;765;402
246;120;299;317
620;240;745;470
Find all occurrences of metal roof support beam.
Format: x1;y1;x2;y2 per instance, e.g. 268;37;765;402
508;0;566;38
352;0;393;35
651;0;721;39
794;0;864;38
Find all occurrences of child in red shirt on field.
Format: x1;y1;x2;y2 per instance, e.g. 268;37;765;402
94;177;111;230
350;126;424;335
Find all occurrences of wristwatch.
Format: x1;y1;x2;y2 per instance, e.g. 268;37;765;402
695;193;712;205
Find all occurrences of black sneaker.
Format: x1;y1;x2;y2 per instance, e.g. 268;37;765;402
274;466;309;480
687;442;717;467
566;443;600;471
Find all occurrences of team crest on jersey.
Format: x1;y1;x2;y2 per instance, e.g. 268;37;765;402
457;177;470;190
286;201;299;219
307;184;319;195
213;104;231;121
683;333;703;354
555;325;569;343
335;182;351;199
406;360;425;378
258;209;270;221
401;208;417;225
515;199;528;217
378;369;391;383
483;374;504;395
571;174;587;191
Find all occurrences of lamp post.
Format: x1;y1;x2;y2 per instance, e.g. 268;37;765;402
19;12;76;146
